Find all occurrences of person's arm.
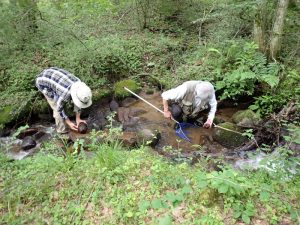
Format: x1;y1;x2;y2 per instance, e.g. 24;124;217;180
203;92;217;128
161;83;187;118
74;106;86;125
162;99;172;118
57;98;78;131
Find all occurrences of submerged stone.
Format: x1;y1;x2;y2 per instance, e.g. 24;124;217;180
121;97;137;107
212;122;247;148
109;100;119;112
21;136;37;151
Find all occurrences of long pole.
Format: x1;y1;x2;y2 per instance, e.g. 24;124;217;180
123;87;179;124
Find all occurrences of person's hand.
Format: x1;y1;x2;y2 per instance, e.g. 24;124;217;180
65;119;78;131
203;118;213;129
76;118;87;126
164;110;172;119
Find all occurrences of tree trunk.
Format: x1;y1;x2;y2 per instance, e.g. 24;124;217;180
253;21;266;53
253;0;268;53
269;0;290;60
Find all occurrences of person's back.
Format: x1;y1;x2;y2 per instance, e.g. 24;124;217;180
36;67;79;101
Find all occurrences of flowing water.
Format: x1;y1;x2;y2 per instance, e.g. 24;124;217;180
1;90;264;169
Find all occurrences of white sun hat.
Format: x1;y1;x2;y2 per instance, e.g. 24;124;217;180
70;81;92;109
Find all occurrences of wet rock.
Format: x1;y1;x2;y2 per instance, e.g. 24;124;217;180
123;117;140;128
212;122;247;148
137;128;161;147
117;107;131;123
78;122;88;134
21;136;37;151
117;107;146;124
232;109;260;127
121;97;137;107
33;131;51;142
121;132;138;147
87;111;107;130
0;128;11;137
109;100;119;112
129;108;147;117
17;128;39;139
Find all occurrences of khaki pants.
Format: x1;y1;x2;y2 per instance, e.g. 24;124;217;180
44;95;69;134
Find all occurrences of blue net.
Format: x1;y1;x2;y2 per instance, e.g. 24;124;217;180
175;122;196;142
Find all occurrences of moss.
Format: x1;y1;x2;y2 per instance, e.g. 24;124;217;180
197;188;219;206
92;88;112;102
114;79;141;98
0;105;13;126
232;109;260;126
213;122;247;148
145;88;154;95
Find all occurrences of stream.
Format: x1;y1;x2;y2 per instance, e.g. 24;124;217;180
0;90;293;172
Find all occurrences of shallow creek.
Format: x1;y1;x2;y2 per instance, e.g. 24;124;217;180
0;90;266;169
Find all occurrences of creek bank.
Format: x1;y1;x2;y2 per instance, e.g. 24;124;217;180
1;88;298;170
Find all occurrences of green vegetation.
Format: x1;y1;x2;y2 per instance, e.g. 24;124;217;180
1;132;299;224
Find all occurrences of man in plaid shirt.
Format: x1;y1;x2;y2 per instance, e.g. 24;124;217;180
36;67;92;134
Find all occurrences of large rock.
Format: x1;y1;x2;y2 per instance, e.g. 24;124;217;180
21;136;37;151
212;122;247;148
109;100;119;112
232;109;260;127
121;132;138;147
114;79;141;98
137;128;161;147
16;128;39;139
121;97;137;107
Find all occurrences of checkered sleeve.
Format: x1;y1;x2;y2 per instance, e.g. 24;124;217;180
56;97;68;120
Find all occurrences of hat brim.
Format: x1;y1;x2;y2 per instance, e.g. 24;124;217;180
70;82;92;109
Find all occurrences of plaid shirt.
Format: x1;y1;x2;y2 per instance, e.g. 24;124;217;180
36;67;81;120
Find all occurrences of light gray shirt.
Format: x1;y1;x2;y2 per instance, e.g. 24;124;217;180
161;81;217;120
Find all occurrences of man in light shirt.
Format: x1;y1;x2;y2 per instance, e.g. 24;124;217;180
161;81;217;128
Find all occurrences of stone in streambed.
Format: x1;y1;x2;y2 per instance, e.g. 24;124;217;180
121;97;137;107
78;122;88;134
109;100;119;112
232;109;260;127
17;128;39;139
137;128;161;147
21;136;37;151
212;122;247;148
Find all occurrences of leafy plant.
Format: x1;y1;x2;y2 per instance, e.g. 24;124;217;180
215;42;281;100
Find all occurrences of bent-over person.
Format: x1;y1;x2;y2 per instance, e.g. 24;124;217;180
36;67;92;134
161;80;217;128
